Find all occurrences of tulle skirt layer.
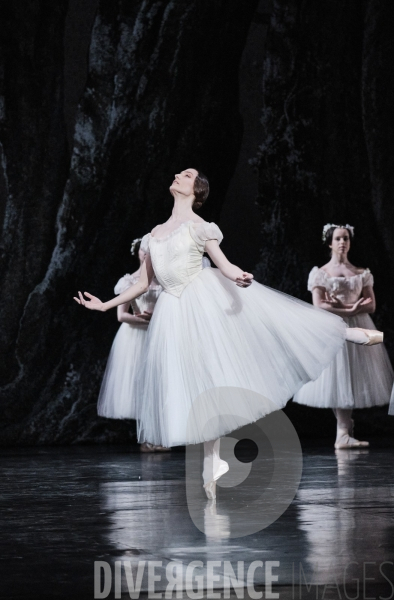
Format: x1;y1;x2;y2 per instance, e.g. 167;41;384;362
293;314;394;409
97;322;148;419
135;267;347;447
389;386;394;416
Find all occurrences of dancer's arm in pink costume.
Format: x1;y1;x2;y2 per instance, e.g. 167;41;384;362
312;287;373;317
117;302;152;324
323;285;375;315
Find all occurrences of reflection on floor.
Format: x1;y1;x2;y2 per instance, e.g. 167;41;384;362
1;442;393;599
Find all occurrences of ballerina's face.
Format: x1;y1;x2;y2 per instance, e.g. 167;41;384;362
169;168;198;197
330;228;351;255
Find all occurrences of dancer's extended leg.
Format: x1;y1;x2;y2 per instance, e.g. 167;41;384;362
345;328;383;345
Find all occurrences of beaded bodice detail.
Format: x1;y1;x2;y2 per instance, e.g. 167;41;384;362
145;221;223;298
308;267;374;304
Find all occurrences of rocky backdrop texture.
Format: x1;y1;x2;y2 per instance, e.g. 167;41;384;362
0;0;393;445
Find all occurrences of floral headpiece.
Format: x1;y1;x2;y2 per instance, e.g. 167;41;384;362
130;237;142;255
322;223;354;242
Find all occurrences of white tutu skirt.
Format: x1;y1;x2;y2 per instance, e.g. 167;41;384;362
97;321;148;419
294;314;394;410
135;267;348;447
389;386;394;416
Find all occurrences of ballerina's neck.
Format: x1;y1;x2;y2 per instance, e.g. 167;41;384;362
171;192;195;216
322;258;362;279
328;255;351;266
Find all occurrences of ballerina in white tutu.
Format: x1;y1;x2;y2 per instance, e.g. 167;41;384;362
293;224;394;448
97;236;167;452
74;169;383;499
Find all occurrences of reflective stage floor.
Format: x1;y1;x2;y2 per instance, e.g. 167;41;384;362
1;441;393;599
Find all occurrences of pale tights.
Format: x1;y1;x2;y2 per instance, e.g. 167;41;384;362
333;408;353;433
203;439;229;485
333;408;361;444
202;330;368;476
335;330;370;444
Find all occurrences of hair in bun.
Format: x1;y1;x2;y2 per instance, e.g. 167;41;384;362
192;171;209;210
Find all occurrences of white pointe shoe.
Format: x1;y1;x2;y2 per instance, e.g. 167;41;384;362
203;460;229;501
352;328;383;346
334;427;369;449
204;480;217;501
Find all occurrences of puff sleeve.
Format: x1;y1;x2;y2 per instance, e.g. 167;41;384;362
139;233;151;255
114;274;138;295
362;268;374;288
189;222;223;252
307;267;327;292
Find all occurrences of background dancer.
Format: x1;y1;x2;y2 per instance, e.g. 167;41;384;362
97;235;167;452
293;225;393;448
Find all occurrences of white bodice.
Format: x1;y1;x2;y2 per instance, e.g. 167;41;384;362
114;273;162;314
144;221;223;298
308;266;374;304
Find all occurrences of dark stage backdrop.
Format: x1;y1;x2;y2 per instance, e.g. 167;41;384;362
0;0;393;445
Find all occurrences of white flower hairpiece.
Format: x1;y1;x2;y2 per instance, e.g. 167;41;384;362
322;223;336;241
322;223;354;242
345;224;355;238
130;237;142;255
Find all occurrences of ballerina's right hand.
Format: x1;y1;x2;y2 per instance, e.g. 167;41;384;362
325;293;347;308
137;311;153;322
73;291;105;311
236;272;254;288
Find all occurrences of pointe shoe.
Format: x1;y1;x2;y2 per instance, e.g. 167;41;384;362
352;328;383;346
140;443;170;453
204;480;217;501
153;445;171;452
203;460;229;500
334;428;369;449
140;443;156;453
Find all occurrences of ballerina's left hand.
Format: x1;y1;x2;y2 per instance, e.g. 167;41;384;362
325;294;349;309
236;272;253;288
73;291;105;311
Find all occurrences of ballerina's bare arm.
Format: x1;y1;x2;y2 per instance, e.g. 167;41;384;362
311;286;372;316
117;302;152;324
358;284;376;314
73;255;155;312
205;240;253;287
